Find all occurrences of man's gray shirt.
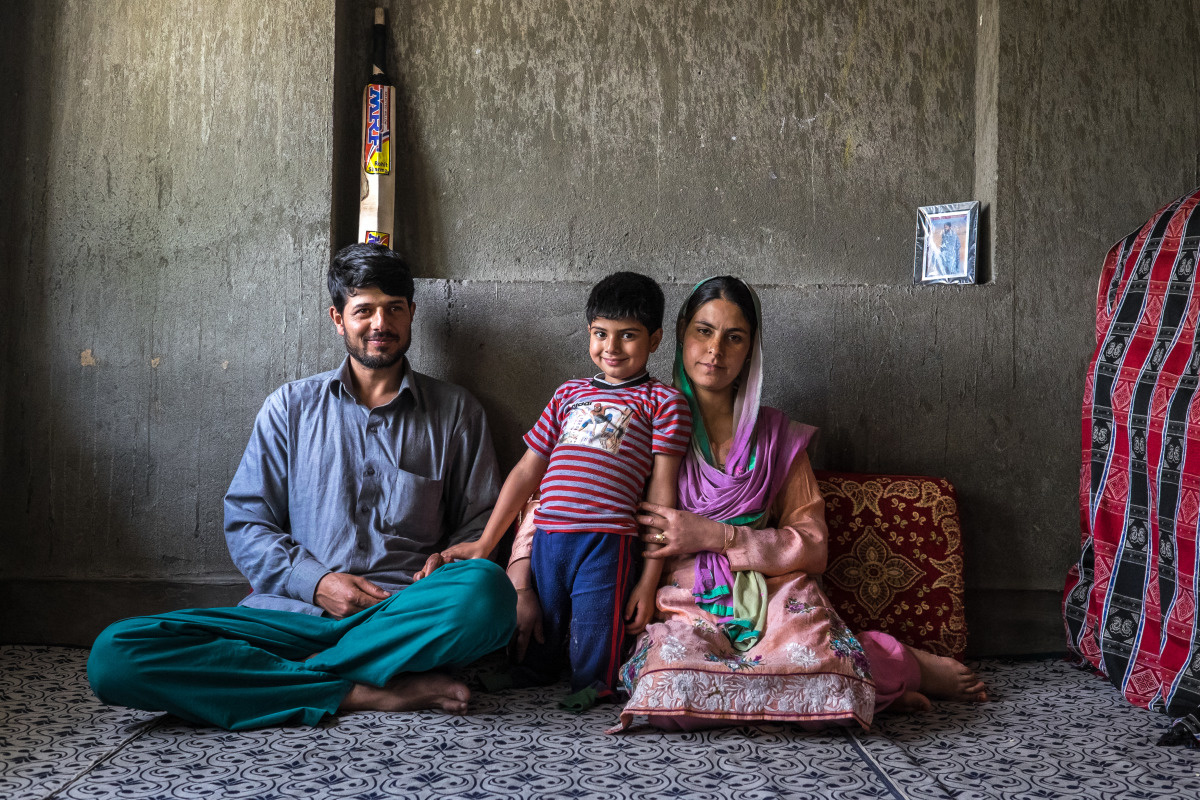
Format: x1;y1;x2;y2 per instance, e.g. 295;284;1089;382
224;357;501;616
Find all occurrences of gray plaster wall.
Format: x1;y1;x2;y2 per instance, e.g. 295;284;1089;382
1;0;340;628
3;0;1199;654
335;0;977;286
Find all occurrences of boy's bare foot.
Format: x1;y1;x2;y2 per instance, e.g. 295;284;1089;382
340;673;471;715
907;645;988;702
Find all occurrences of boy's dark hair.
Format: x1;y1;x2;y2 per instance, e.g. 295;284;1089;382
327;242;415;312
585;271;665;332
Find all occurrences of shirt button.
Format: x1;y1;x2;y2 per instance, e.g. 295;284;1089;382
360;505;369;514
366;466;376;476
367;422;380;432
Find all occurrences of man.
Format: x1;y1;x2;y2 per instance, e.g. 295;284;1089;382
87;244;515;730
938;222;961;276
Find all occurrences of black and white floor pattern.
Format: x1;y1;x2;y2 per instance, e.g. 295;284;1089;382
2;645;1198;799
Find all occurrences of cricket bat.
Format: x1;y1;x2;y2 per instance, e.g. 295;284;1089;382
358;7;396;247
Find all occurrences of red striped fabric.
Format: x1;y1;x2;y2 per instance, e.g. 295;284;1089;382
1065;186;1200;719
525;378;692;535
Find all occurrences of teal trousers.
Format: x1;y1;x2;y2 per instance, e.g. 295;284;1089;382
87;559;516;730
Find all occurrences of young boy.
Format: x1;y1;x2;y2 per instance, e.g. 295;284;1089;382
445;271;692;706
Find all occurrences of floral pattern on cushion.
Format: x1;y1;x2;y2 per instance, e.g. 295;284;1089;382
816;472;968;660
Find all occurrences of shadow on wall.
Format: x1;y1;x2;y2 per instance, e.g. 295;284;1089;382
1;0;342;645
0;5;178;590
0;1;48;562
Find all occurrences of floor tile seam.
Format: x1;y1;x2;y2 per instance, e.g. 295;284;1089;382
842;729;947;800
845;729;966;800
40;716;167;800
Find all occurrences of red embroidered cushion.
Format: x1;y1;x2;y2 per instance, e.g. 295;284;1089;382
815;471;967;660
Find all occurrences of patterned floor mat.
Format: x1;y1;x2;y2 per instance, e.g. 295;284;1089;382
2;646;1198;799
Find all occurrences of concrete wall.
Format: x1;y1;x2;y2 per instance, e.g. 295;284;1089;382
981;0;1200;650
3;0;1199;653
0;0;340;640
334;0;977;285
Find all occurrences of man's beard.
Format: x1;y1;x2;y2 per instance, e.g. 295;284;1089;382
345;335;407;369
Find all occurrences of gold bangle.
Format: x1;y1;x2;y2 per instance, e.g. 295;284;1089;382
722;523;735;553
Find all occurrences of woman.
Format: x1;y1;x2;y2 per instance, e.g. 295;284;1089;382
507;277;986;730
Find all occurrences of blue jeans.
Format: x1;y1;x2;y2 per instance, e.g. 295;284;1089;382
515;528;639;693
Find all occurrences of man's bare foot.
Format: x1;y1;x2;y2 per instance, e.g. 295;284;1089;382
339;673;470;715
907;646;988;702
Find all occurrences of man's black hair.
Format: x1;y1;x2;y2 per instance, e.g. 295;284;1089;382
327;242;415;312
585;271;665;332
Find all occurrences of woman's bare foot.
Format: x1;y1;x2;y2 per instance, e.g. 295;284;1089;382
340;673;470;715
887;690;933;713
908;646;988;702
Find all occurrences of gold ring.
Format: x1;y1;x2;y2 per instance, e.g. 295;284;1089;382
656;533;666;543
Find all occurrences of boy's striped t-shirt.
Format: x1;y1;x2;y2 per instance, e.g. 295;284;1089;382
524;374;692;535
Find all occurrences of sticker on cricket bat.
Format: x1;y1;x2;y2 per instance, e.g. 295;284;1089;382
364;84;391;175
365;231;391;246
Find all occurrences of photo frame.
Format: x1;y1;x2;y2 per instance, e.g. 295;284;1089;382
914;201;979;285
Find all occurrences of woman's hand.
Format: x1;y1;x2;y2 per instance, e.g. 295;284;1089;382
511;588;544;662
636;501;726;558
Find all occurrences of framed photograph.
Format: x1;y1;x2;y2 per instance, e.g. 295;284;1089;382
914;201;979;285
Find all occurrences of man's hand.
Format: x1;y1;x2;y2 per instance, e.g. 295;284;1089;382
624;579;658;635
511;588;544;663
413;540;491;581
412;552;445;582
441;539;491;563
314;572;391;618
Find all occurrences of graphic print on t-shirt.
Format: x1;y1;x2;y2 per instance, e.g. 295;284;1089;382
558;401;633;455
